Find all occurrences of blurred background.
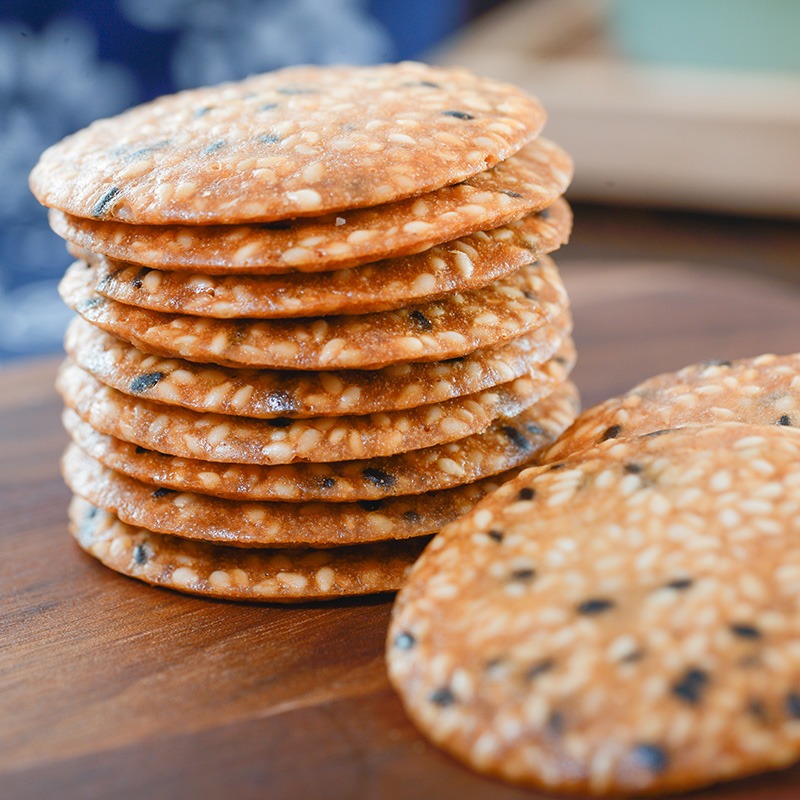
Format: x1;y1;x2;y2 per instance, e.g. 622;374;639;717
2;0;799;362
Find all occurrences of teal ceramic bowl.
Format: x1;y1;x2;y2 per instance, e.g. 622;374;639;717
610;0;800;72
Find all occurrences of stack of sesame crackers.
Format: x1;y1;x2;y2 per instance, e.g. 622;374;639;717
30;61;578;601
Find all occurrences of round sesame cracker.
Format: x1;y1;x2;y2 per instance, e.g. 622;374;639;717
543;353;800;463
59;256;566;370
63;445;514;547
64;314;570;419
388;423;800;795
70;201;571;318
63;376;579;502
57;360;548;464
31;62;546;225
48;139;572;273
69;497;427;600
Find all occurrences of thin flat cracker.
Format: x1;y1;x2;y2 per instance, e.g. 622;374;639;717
48;140;572;273
63;375;579;502
60;257;567;370
388;424;800;795
63;445;514;547
65;314;570;418
69;497;427;601
31;62;546;224
543;353;800;462
72;201;571;318
57;361;548;463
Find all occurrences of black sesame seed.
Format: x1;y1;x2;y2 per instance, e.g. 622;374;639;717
731;623;761;639
152;487;176;499
259;133;281;144
785;692;800;719
394;631;416;650
522;290;536;300
267;416;293;429
358;499;384;512
548;462;566;471
502;426;532;452
132;544;148;565
129;372;164;393
86;505;99;519
599;424;622;442
665;577;693;590
624;463;644;474
631;743;669;773
362;467;397;489
135;446;147;454
319;477;336;489
525;423;546;436
621;649;645;663
525;658;554;680
131;267;151;288
411;80;440;88
429;686;456;707
91;186;120;217
276;87;317;95
517;487;535;501
487;529;504;543
81;297;104;310
259;102;278;111
499;189;523;198
442;110;475;120
402;510;421;524
703;359;732;368
547;711;565;736
194;106;214;117
409;309;433;331
121;140;171;161
671;668;709;705
539;208;551;220
577;598;615;615
484;657;504;673
748;698;767;721
778;415;792;426
202;139;226;155
509;567;536;582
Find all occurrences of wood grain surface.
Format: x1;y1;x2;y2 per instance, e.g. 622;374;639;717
2;205;800;799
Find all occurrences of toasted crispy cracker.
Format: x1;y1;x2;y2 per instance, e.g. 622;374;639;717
32;62;546;224
69;497;428;601
389;423;800;795
48;141;571;273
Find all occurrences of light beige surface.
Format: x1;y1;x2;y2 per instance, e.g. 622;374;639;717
433;0;800;215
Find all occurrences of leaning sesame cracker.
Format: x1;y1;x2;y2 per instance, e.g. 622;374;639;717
389;423;800;795
543;353;800;462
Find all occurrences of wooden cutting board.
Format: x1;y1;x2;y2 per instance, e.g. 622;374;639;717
2;257;799;799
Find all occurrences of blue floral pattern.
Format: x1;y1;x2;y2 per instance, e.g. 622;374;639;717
1;0;464;360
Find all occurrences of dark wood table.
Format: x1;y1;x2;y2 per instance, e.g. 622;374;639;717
2;204;800;799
